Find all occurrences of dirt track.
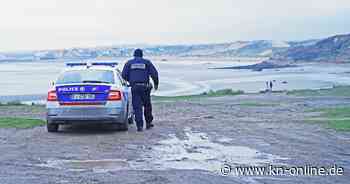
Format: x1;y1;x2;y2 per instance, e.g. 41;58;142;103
0;93;349;184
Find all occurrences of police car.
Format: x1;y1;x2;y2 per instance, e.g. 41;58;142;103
46;61;133;132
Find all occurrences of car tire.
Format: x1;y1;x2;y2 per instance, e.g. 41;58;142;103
110;122;128;131
118;122;129;131
47;121;59;132
118;103;130;131
118;109;129;131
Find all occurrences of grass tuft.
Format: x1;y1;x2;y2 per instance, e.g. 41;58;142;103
0;101;25;106
287;86;350;97
237;102;279;107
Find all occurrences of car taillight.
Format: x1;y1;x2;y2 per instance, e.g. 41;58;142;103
108;90;122;101
47;90;57;101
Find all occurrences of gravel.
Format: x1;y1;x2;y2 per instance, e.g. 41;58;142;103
0;94;349;184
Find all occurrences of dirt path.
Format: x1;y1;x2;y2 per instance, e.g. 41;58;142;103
0;94;349;184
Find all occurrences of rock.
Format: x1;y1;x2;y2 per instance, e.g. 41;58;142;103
203;115;215;119
213;61;297;71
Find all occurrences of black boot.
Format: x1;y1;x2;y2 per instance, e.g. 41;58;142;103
146;123;154;130
137;127;143;132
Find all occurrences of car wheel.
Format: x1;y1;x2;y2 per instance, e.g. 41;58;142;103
110;122;128;131
47;121;59;132
118;122;129;131
118;110;129;131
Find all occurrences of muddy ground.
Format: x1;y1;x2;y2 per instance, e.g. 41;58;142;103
0;93;349;184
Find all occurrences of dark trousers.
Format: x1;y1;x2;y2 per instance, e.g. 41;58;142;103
131;84;153;129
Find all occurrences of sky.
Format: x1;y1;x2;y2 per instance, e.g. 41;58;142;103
0;0;349;51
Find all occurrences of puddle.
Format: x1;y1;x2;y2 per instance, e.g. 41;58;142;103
132;127;287;173
38;127;286;174
216;137;234;143
38;159;130;173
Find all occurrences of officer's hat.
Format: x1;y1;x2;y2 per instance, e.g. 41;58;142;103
133;49;143;57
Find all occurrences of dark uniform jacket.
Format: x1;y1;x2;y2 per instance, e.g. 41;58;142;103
121;57;159;87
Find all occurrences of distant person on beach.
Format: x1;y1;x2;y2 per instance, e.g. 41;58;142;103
269;81;273;91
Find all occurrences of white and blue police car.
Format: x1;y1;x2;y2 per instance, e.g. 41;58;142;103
46;61;133;132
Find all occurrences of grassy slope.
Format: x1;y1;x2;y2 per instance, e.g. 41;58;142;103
287;86;350;97
315;107;350;131
0;102;46;129
291;86;350;131
0;117;45;129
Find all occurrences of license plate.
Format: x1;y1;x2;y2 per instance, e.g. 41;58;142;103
71;94;95;100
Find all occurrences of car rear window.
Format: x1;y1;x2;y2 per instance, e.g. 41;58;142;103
56;70;115;84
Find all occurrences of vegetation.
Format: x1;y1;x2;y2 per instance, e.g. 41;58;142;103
322;107;350;119
204;89;244;97
289;86;350;131
153;89;244;101
0;101;25;106
0;104;45;112
287;86;350;97
8;101;23;106
308;107;350;131
328;120;350;131
237;101;279;107
0;117;45;129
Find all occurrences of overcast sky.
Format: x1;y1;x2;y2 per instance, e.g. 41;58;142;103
0;0;349;51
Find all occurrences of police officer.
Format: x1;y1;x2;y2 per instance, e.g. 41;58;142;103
122;49;159;132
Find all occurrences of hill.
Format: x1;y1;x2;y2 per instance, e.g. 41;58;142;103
2;34;349;61
0;40;294;61
276;34;350;62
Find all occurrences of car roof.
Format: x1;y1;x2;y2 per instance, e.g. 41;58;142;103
63;61;121;72
63;65;117;72
55;65;123;85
